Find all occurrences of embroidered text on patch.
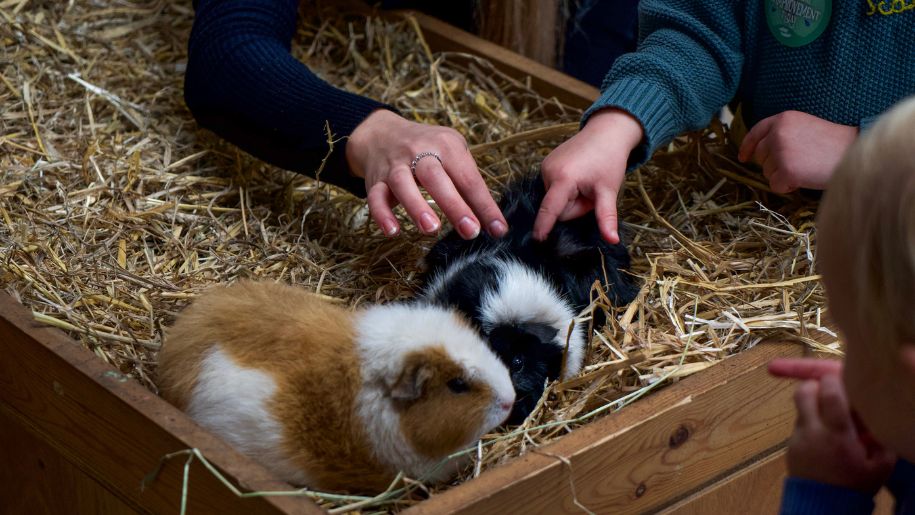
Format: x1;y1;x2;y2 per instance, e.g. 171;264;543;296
765;0;832;48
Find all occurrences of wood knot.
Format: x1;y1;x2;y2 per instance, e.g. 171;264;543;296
669;424;690;448
635;482;647;498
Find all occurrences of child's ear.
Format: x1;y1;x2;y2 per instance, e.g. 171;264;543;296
896;343;915;377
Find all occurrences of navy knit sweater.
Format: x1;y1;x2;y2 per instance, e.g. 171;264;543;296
585;0;915;168
780;459;915;514
185;0;392;196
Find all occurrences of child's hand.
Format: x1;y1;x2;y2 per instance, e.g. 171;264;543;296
738;111;858;194
771;361;897;493
533;108;644;244
769;357;843;380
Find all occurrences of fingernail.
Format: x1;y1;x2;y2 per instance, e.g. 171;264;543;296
420;213;440;233
610;230;619;242
488;220;507;237
382;220;399;237
458;216;480;239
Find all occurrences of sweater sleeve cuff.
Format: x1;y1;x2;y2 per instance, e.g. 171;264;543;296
316;98;395;198
581;77;679;171
859;114;880;133
779;477;875;515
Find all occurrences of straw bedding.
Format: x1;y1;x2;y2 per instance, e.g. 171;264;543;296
0;1;836;511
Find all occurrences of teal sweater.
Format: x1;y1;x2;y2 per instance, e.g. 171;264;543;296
585;0;915;167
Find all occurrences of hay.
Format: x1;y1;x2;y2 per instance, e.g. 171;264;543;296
0;1;835;512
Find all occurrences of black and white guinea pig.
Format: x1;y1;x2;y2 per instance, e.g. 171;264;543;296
420;173;639;424
157;280;515;493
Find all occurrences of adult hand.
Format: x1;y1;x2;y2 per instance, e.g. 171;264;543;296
533;108;643;244
346;109;508;239
738;111;858;194
786;375;896;493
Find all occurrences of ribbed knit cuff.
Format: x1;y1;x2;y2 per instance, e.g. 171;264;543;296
779;477;875;515
582;77;679;171
313;96;397;198
859;114;879;133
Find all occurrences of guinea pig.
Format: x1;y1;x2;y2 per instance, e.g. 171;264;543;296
420;172;639;424
156;280;515;493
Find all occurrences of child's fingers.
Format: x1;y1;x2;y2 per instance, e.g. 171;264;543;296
594;185;620;244
769;358;842;379
851;411;884;453
793;380;821;429
533;181;575;241
768;169;798;194
754;133;775;169
738;116;774;162
558;197;594;221
818;373;852;432
870;445;898;468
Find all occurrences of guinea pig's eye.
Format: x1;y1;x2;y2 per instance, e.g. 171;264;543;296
447;377;470;394
511;355;524;372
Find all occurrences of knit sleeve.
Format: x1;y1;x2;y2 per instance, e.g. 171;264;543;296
859;114;880;132
885;459;915;514
185;0;397;197
582;0;744;169
779;477;875;515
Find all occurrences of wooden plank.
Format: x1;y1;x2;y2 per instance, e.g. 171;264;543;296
0;293;319;515
406;341;809;514
0;407;139;515
663;449;788;514
666;450;896;515
405;11;600;110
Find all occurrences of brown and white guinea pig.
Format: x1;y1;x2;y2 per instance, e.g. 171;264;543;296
420;172;639;425
157;280;515;493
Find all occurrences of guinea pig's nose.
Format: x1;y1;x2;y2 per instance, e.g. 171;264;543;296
500;401;513;411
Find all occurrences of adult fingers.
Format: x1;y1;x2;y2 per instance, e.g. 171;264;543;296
818;373;852;432
367;182;400;237
769;358;842;380
386;166;442;234
413;156;480;239
794;380;821;429
738;116;774;163
594;186;620;244
442;148;507;237
533;181;576;241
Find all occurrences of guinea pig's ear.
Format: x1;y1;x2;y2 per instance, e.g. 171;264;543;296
390;359;435;401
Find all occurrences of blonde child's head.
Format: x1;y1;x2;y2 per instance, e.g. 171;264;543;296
817;95;915;459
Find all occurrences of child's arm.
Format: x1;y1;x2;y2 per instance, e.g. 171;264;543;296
770;359;897;514
535;0;745;241
885;459;915;513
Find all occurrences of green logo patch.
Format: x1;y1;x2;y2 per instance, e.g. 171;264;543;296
766;0;832;47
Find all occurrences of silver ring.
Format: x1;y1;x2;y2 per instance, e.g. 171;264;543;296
410;151;443;175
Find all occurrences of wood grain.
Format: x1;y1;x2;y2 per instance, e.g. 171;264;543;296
405;11;600;110
663;449;788;514
0;293;318;515
0;407;138;515
406;341;810;514
665;449;897;515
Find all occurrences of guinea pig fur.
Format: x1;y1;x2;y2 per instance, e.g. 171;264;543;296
421;173;639;424
157;280;515;493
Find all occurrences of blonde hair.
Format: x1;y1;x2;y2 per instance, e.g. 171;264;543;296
817;96;915;349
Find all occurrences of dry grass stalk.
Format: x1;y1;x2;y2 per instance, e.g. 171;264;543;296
0;2;834;512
